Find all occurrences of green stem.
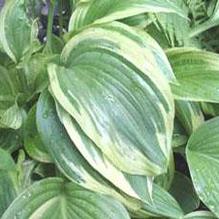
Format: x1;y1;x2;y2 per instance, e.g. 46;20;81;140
46;0;56;50
58;0;64;36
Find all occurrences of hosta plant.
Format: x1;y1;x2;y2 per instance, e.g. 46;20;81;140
1;0;219;218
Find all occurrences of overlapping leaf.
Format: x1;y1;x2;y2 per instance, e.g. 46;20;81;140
183;211;216;219
0;149;18;217
0;0;39;63
172;118;188;148
37;91;184;219
24;106;52;163
190;0;219;37
69;0;187;31
167;48;219;103
49;21;175;176
175;100;204;135
2;178;131;219
169;172;200;214
56;103;153;203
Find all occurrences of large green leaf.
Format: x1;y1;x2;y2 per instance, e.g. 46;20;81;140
0;0;39;63
49;22;175;176
2;178;130;219
56;103;152;203
186;117;219;217
69;0;186;31
167;48;219;103
169;172;200;214
37;91;146;213
175;100;204;135
37;91;184;218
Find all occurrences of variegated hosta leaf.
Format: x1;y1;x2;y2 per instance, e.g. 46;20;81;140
175;100;204;135
69;0;187;31
169;172;200;214
56;103;153;203
37;91;184;219
0;0;39;63
36;91;145;213
183;211;216;219
49;21;175;176
24;105;52;163
167;48;219;103
2;178;131;219
186;117;219;217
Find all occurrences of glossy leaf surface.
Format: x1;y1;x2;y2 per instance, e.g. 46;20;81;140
49;22;175;176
